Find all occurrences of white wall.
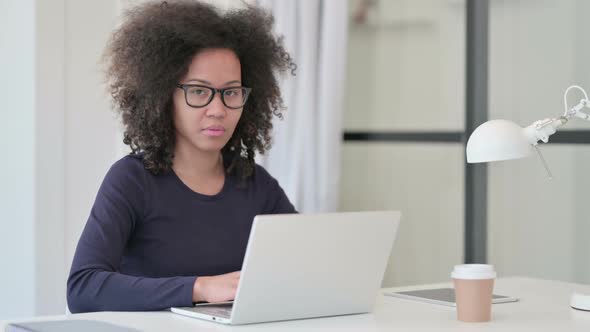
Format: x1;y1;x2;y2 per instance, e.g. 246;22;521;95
340;143;464;287
343;0;465;132
0;0;36;320
0;0;122;319
35;0;66;315
63;0;121;279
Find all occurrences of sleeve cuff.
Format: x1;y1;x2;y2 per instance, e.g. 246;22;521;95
178;275;198;307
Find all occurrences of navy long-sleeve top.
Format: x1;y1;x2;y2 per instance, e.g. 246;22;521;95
66;154;296;313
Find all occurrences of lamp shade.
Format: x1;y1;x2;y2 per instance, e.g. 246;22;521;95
466;119;533;163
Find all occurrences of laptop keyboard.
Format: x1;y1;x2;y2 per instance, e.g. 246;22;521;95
192;304;233;319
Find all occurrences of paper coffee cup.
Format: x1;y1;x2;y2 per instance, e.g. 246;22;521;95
451;264;496;322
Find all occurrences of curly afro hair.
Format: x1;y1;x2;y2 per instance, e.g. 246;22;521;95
103;0;295;181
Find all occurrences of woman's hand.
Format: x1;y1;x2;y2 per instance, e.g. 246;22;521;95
192;271;241;303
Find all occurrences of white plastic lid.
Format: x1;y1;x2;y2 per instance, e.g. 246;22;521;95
571;292;590;311
451;264;496;280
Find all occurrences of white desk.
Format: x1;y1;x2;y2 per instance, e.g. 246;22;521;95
3;277;590;331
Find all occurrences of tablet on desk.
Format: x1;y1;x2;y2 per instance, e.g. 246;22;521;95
384;288;518;307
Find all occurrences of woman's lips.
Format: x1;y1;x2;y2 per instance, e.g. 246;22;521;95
202;126;225;137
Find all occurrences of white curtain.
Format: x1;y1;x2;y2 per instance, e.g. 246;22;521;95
256;0;349;213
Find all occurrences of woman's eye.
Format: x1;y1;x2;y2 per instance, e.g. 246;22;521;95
191;89;206;95
224;90;237;97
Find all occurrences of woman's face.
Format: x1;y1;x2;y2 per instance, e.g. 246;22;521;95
172;48;244;154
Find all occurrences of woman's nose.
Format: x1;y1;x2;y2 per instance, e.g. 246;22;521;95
205;93;226;118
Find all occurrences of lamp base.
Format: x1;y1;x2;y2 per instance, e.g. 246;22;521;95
571;292;590;311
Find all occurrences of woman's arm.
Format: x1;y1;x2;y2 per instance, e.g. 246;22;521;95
66;157;196;313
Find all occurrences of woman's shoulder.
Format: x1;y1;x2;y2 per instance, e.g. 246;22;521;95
105;153;149;184
251;163;271;179
250;163;281;188
96;154;151;217
110;153;145;171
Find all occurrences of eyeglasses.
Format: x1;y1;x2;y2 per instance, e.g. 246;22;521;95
176;84;252;109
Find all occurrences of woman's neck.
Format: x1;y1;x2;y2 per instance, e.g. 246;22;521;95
172;141;223;179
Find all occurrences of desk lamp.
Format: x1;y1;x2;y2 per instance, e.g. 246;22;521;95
465;85;590;311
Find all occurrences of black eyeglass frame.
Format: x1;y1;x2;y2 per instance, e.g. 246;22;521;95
176;84;252;109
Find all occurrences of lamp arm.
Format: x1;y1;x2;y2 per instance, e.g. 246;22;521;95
563;85;590;120
524;85;590;145
524;117;568;145
564;99;590;121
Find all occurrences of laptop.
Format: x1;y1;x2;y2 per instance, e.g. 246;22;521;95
171;211;401;325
